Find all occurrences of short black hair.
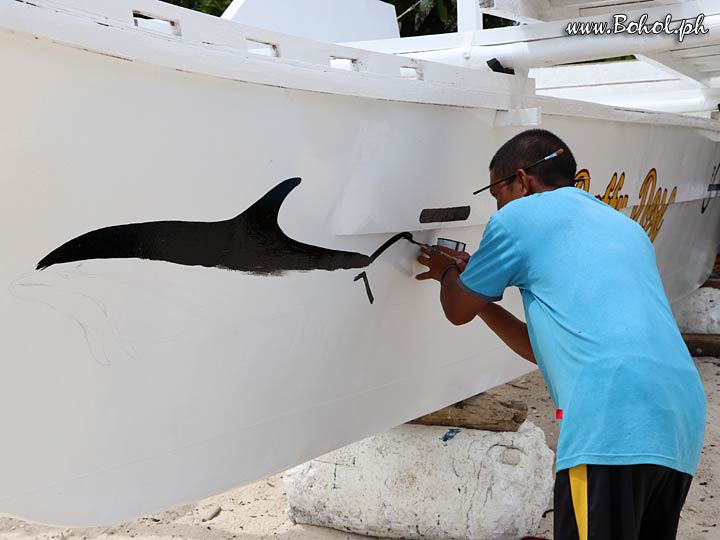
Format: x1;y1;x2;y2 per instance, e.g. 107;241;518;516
489;129;577;188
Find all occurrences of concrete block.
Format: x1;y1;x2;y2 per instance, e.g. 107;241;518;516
284;422;554;540
673;287;720;334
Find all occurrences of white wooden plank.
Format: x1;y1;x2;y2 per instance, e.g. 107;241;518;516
686;55;720;67
672;44;720;59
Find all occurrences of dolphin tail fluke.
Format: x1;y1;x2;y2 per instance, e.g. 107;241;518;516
36;226;135;271
37;245;76;271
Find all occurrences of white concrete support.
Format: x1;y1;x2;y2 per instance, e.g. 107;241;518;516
673;288;720;333
284;423;555;540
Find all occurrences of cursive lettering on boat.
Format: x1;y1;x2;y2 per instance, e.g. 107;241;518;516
599;172;629;211
574;169;591;193
574;168;677;242
629;169;677;242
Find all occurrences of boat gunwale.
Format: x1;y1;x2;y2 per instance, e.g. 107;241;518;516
4;0;720;134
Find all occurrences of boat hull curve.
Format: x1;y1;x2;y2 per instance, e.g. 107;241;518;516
1;11;720;526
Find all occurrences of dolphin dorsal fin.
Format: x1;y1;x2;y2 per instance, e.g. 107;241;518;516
236;178;302;226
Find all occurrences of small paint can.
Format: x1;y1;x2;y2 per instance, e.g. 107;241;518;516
437;238;466;252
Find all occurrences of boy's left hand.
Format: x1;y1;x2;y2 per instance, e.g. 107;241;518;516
415;245;470;282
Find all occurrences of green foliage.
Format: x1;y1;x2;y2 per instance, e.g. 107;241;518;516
435;0;448;23
566;54;636;65
390;0;457;36
482;13;519;29
160;0;232;18
594;55;636;62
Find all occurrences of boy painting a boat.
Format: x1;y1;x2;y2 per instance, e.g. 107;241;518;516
416;129;706;540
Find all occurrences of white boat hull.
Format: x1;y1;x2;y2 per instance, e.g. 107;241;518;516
1;0;720;526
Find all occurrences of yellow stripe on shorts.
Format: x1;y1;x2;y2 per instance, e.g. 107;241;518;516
569;464;589;540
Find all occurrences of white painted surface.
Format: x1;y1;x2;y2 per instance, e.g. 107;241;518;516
531;60;720;115
531;60;679;89
457;0;484;31
479;0;689;22
0;0;719;527
6;0;720;131
222;0;399;43
284;422;554;540
357;1;720;60
353;1;720;113
408;15;720;72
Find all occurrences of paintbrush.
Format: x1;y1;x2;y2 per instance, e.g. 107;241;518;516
473;148;565;195
407;237;464;264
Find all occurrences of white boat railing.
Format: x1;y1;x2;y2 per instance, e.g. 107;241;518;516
6;0;720;133
13;0;519;94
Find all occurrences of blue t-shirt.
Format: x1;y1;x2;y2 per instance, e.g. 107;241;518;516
459;187;706;475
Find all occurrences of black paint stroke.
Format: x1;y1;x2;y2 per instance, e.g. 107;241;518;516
705;183;720;213
37;178;414;288
419;206;471;224
702;162;720;214
353;271;374;304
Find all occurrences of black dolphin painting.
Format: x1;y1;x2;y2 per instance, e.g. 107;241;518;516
36;178;413;303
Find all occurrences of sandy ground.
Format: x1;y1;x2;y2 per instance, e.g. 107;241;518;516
2;308;719;539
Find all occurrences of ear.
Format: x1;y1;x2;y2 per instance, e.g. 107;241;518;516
515;169;532;195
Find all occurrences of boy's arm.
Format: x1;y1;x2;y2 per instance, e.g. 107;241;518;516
417;248;536;364
441;268;535;363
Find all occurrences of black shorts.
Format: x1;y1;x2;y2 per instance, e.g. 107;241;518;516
554;464;693;540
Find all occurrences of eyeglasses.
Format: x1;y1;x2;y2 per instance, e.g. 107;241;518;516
473;148;565;196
